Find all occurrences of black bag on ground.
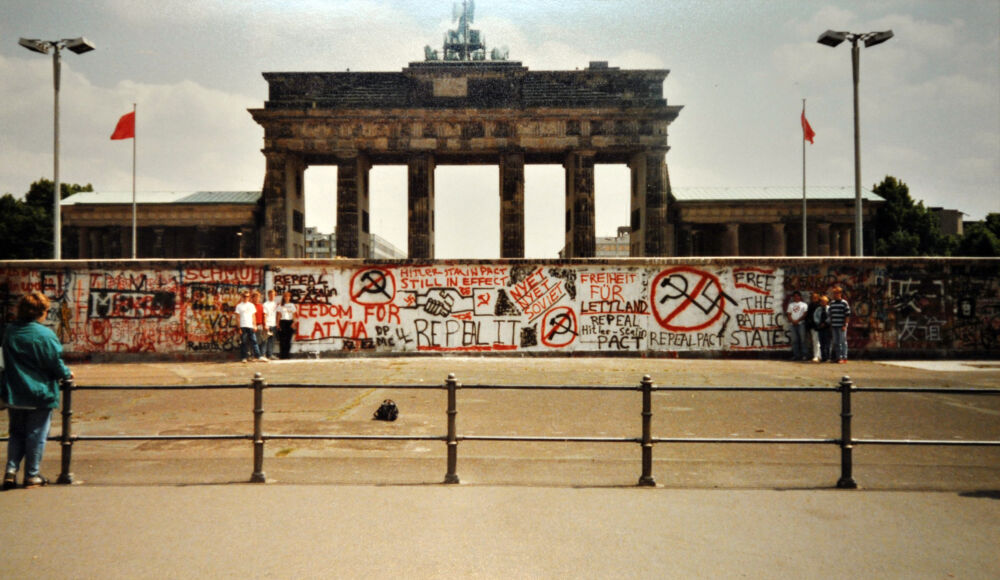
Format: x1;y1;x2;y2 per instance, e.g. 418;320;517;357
373;399;398;421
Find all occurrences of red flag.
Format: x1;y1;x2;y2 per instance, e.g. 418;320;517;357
801;110;815;144
110;111;135;140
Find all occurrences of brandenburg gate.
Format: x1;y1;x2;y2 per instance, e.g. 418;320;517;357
249;4;682;259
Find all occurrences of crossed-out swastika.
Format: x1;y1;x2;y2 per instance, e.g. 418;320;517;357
651;267;729;332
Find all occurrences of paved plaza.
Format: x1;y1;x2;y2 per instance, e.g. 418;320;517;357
2;357;998;577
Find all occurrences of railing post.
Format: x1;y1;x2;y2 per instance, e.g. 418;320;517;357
638;375;656;487
444;373;460;484
57;377;74;485
837;375;858;489
250;372;266;483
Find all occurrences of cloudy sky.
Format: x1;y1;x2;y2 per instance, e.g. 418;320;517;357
2;0;998;258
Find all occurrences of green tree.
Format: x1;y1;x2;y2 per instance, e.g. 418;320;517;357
0;194;50;259
871;176;948;256
956;213;1000;256
24;178;93;214
0;179;93;259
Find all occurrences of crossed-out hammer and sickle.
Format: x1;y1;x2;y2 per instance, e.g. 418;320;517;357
353;270;391;301
546;311;577;341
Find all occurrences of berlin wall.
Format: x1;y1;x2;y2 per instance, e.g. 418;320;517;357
1;258;997;360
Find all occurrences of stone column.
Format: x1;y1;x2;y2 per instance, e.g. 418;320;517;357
564;151;596;258
767;223;787;256
76;227;89;259
260;152;306;258
238;226;252;259
260;151;287;258
153;228;165;258
807;222;819;257
629;149;671;257
677;224;694;257
499;151;525;258
336;153;371;259
87;229;100;259
289;158;306;258
839;225;853;256
195;225;211;259
817;223;831;256
723;223;740;256
115;227;129;259
408;153;436;259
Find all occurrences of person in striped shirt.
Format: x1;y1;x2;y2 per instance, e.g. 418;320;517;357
827;286;851;363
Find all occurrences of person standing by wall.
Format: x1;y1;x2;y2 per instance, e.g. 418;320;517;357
250;291;268;362
277;291;297;360
828;286;852;363
262;289;279;360
806;292;822;362
814;295;832;362
2;291;73;489
786;291;809;361
235;291;263;363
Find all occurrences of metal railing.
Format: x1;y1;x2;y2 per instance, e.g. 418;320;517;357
3;374;997;487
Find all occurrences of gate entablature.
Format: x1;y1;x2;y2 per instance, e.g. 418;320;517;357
250;60;682;259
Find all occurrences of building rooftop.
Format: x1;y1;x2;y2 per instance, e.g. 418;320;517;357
672;186;883;202
62;187;882;207
62;191;260;205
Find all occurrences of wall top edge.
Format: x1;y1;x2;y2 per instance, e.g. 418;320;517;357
2;257;999;269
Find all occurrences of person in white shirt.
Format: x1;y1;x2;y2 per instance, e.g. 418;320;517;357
234;291;263;363
262;289;279;359
277;291;298;360
786;291;809;361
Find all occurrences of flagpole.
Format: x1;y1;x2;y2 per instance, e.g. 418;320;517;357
802;98;807;257
131;103;137;259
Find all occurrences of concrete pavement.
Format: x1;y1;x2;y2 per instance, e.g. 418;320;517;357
2;485;998;578
27;356;1000;490
1;357;998;577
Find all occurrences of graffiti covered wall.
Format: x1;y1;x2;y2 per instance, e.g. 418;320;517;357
1;259;997;359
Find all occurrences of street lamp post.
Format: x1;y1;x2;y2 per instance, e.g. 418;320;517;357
18;37;96;261
817;29;893;257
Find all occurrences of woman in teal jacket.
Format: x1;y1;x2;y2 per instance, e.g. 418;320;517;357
2;290;73;489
